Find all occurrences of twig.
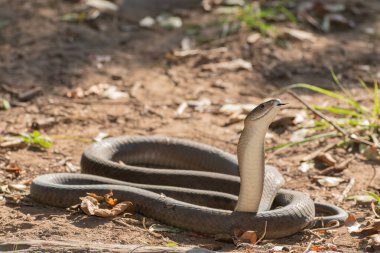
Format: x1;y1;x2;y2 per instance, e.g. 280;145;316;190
302;142;337;162
305;229;323;239
288;91;346;134
371;202;380;218
142;217;147;230
113;218;133;228
255;221;267;245
318;156;355;175
338;178;355;203
288;91;375;147
368;165;377;190
310;220;340;232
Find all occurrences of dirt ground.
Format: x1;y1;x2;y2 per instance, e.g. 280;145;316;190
0;0;380;252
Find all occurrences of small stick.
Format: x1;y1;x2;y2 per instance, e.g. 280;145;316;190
305;229;323;239
371;202;380;218
255;221;267;245
288;91;346;134
142;217;147;230
302;142;337;162
310;220;340;232
368;165;377;190
338;178;355;203
318;156;355;175
288;91;375;147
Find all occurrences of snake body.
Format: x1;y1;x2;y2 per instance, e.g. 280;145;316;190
31;99;347;238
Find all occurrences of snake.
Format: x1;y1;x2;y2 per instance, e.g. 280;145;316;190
30;99;347;238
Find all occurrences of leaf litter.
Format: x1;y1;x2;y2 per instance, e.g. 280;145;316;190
80;191;134;218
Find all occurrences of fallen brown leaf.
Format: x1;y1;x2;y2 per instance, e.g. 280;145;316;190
86;192;104;201
80;195;133;217
316;153;336;167
239;230;257;244
104;191;118;207
5;163;22;176
345;213;380;236
80;196;100;216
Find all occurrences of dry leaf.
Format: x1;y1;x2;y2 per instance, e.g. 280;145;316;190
80;196;133;217
348;195;375;206
317;176;344;187
103;191;118;206
345;213;363;234
86;192;104;201
308;243;338;252
105;197;117;207
299;161;313;173
5;163;22;176
316;153;336;167
239;230;257;244
80;196;100;216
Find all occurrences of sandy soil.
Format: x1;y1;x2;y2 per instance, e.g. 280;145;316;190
0;0;380;252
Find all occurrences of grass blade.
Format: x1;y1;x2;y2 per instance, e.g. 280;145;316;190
368;192;380;205
314;106;360;117
358;79;372;95
283;83;366;113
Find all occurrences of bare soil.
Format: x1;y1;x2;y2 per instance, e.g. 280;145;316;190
0;0;380;252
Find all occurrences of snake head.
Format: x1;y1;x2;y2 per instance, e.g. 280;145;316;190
245;99;284;123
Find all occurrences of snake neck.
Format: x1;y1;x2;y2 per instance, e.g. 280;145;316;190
235;122;267;212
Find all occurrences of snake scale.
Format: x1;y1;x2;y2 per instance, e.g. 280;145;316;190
31;99;347;238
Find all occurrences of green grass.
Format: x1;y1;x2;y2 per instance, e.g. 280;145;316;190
1;99;10;110
20;131;53;149
271;75;379;158
368;192;380;217
236;1;296;34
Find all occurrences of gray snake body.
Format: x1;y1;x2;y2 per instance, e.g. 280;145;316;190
31;100;347;238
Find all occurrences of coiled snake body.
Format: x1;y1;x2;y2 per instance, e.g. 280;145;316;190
31;99;347;238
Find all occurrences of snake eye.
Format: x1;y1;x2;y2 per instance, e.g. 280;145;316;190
259;104;265;109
